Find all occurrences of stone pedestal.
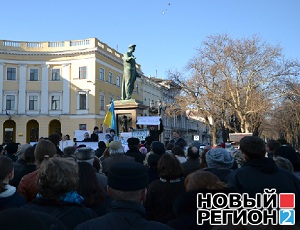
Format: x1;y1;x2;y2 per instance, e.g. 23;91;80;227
113;99;148;133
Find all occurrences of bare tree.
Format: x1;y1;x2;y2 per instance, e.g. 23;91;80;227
169;34;300;141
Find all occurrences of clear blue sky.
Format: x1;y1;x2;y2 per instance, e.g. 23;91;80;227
1;0;299;78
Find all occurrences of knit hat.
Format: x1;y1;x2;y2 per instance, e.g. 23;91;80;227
206;148;234;169
108;162;149;191
151;141;165;155
75;147;95;161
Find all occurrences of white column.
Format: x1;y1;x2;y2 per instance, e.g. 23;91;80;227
0;63;4;114
62;63;70;114
41;65;49;114
18;64;27;114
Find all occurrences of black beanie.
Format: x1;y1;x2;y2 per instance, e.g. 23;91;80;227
108;162;149;191
151;141;165;155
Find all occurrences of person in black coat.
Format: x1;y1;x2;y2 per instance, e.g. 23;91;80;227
0;156;26;211
0;208;67;230
95;141;106;158
10;146;36;187
75;162;172;230
169;130;187;150
4;142;19;162
145;154;185;224
181;146;201;177
227;136;300;223
168;170;235;230
91;126;100;142
125;137;145;164
149;118;164;142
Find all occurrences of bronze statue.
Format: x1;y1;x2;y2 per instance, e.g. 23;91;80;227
122;44;139;100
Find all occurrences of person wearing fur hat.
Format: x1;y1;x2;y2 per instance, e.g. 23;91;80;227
0;156;26;210
76;162;172;230
101;141;135;175
203;147;234;183
125;137;145;164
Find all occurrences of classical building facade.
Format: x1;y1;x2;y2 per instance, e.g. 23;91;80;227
0;38;211;145
0;38;143;143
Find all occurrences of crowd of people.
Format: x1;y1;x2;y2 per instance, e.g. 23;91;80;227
1;130;300;229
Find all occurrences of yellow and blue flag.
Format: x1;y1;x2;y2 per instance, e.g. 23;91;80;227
103;100;117;132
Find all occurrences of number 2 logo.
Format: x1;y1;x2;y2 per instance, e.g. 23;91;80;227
279;209;295;225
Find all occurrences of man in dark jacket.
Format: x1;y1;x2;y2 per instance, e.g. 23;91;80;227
169;130;187;150
125;137;145;164
181;146;201;177
10;145;36;187
75;162;172;230
149;118;164;142
227;136;300;222
4;142;19;162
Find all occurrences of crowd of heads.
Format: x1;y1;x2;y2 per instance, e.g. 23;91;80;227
1;132;300;229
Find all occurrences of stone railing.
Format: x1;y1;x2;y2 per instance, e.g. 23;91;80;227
0;38;141;70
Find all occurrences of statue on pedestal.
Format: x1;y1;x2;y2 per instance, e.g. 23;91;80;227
122;44;139;100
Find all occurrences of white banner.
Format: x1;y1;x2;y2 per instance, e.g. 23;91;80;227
132;129;149;141
59;140;74;150
136;116;160;125
74;130;91;141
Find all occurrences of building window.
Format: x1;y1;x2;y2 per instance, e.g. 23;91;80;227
79;93;87;110
116;75;120;87
109;95;114;103
30;69;39;81
51;95;60;110
79;66;86;79
136;84;139;94
100;93;105;111
29;95;38;110
7;67;16;80
6;95;15;110
108;72;113;84
51;69;60;81
100;68;105;81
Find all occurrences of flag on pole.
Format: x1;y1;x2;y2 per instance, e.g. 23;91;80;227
103;100;117;132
